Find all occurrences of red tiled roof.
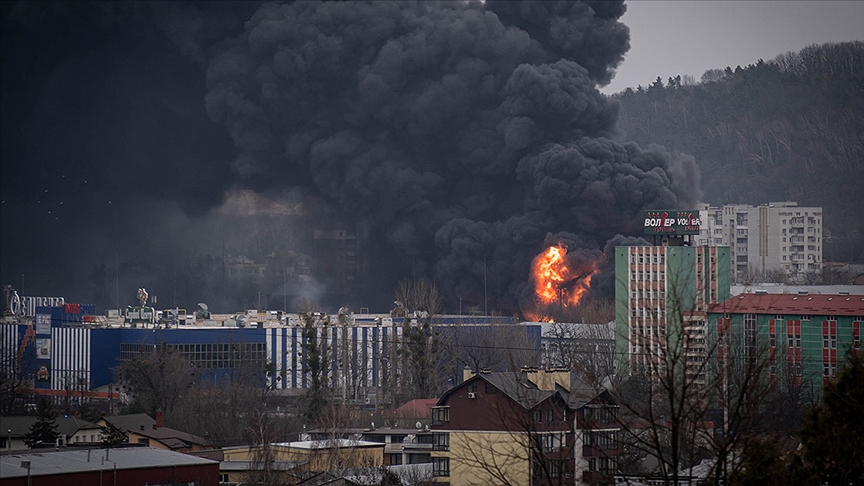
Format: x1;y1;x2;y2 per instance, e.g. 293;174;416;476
709;293;864;316
391;398;437;419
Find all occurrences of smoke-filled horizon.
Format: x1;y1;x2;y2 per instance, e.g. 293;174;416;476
1;1;699;316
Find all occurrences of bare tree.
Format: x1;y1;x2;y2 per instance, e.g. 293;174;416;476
0;340;30;414
394;279;444;401
301;311;331;424
542;321;615;388
116;344;197;417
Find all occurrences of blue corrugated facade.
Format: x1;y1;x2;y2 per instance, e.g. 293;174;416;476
1;309;545;400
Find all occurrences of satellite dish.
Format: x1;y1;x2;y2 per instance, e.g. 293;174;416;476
415;421;422;429
370;421;375;430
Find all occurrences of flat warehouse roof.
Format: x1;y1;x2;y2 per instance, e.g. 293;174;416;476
0;447;217;479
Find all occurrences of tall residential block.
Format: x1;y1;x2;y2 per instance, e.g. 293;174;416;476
696;202;823;283
615;245;731;377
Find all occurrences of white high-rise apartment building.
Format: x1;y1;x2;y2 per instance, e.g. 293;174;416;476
696;202;822;283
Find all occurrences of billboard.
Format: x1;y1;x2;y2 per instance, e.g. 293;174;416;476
643;210;701;235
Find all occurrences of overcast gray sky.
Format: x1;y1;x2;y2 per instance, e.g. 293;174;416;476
602;0;864;94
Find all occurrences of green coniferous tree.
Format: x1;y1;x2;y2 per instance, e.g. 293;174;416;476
23;398;59;448
800;349;864;485
100;421;127;448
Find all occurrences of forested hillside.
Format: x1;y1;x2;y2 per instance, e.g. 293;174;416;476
613;41;863;262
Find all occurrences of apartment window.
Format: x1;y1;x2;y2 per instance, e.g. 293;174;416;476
631;309;637;317
744;314;757;357
801;315;810;321
774;315;784;321
583;406;615;424
546;409;554;423
485;382;496;394
660;271;665;281
660;255;665;264
433;432;450;451
589;457;617;474
433;457;450;477
585;431;617;449
639;255;643;264
631;291;636;299
630;254;636;263
534;410;542;423
467;382;477;393
538;433;562;453
432;407;450;425
653;256;658;264
631;272;636;280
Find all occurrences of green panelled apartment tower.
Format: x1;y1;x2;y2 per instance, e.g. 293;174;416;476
615;244;731;376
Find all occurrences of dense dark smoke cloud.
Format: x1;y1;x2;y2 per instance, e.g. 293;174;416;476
1;1;699;316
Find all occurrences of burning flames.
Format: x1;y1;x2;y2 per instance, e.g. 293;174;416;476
530;244;598;319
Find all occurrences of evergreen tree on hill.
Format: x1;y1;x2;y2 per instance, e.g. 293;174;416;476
613;41;864;262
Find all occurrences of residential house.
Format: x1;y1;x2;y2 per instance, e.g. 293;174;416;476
223;439;385;475
1;416;103;451
430;368;620;486
307;426;434;466
95;412;213;452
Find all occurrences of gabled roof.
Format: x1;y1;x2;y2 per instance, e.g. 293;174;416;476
0;416;101;439
99;414;210;450
567;376;614;409
99;413;155;433
437;372;563;411
131;426;211;449
391;398;436;419
709;293;864;316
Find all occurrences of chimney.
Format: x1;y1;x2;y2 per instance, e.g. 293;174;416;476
155;411;164;429
462;367;475;383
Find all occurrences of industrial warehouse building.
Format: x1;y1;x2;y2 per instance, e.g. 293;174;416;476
3;308;610;405
0;447;219;486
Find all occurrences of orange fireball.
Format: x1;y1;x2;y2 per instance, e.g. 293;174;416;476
531;244;598;307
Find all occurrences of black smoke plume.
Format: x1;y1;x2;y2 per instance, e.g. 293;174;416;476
1;1;699;316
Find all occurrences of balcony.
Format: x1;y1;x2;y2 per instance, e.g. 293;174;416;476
582;446;621;458
583;471;614;484
791;254;804;262
791;236;804;244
